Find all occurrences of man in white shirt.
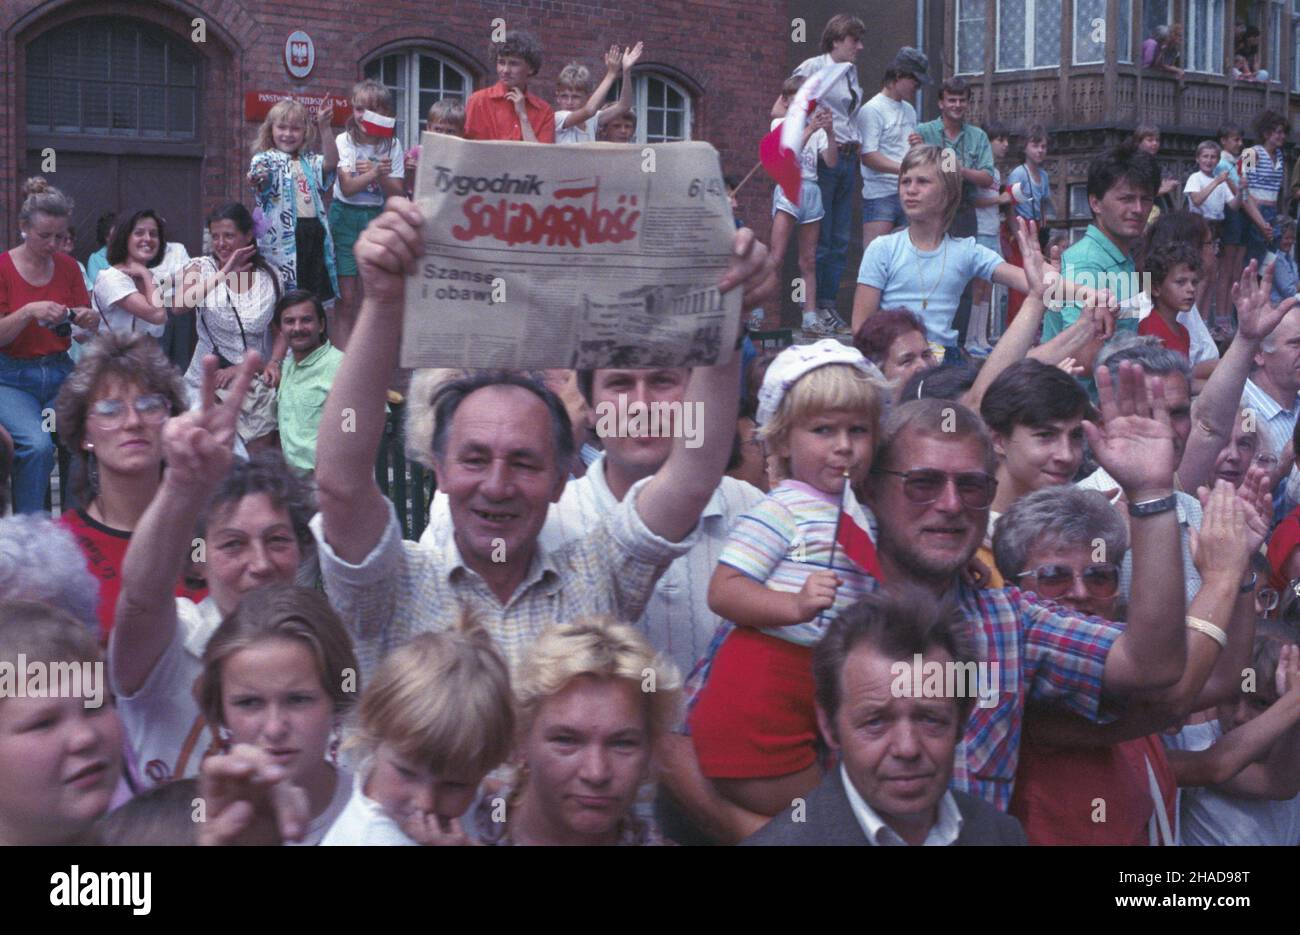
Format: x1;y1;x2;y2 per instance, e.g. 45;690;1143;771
1240;305;1300;460
857;47;928;257
744;589;1027;845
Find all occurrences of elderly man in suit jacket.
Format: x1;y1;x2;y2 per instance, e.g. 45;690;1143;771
744;588;1026;846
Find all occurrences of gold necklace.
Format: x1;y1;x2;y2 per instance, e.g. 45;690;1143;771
911;235;949;312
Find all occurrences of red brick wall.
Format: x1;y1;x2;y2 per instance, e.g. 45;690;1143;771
2;0;788;247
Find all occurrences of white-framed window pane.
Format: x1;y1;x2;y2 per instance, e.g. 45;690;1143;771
639;75;690;143
1143;0;1170;40
364;51;472;151
1073;0;1106;65
1117;0;1133;63
1268;0;1282;78
997;0;1027;70
957;0;988;74
1070;225;1087;244
1068;182;1091;218
998;0;1060;70
1034;0;1062;67
1186;0;1225;74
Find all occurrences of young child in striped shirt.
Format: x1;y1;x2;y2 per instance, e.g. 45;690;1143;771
688;340;885;818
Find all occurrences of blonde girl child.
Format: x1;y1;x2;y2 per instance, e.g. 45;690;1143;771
688;340;884;817
769;74;837;335
249;99;339;304
329;79;406;351
321;625;514;846
852;145;1058;359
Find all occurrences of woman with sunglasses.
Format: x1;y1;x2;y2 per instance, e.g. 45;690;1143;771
54;331;204;640
994;481;1264;844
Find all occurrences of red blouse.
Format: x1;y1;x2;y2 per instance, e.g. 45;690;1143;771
0;251;89;358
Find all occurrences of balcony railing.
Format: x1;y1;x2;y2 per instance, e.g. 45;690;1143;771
965;66;1290;135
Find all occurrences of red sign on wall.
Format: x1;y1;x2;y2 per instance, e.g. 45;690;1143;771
244;91;350;124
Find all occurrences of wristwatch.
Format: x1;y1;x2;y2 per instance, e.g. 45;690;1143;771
1239;571;1258;594
1127;493;1177;518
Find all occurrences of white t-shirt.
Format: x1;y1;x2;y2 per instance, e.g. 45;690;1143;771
185;256;280;393
856;231;1003;346
791;53;864;145
554;110;600;144
1184;171;1232;221
770;118;829;183
290;765;354;846
857;92;917;199
976;166;1003;237
93;267;164;338
110;596;221;789
320;766;420;846
333;133;406;206
1164;719;1300;845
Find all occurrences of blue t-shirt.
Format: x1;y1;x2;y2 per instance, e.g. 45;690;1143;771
1007;164;1053;222
856;231;1003;346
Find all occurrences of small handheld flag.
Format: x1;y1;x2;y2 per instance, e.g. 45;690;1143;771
759;61;851;205
359;109;396;138
829;473;882;579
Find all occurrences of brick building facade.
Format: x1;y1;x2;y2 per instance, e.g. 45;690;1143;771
1;0;790;260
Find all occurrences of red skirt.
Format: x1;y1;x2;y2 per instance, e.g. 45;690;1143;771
688;626;818;779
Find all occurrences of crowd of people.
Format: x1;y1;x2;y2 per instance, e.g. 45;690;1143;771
2;16;1300;848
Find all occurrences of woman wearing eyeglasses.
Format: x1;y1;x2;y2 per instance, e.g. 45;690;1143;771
54;331;204;640
994;481;1264;845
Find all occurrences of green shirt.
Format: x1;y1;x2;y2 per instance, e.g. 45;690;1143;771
278;339;344;472
1043;224;1141;339
916;119;993;207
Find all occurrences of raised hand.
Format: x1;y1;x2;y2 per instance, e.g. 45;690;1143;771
196;744;310;846
316;104;334;128
1014;218;1048;299
622;41;644;70
162;352;262;492
604;43;623;72
1276;644;1300;696
1085;361;1178;500
795;569;840;621
719;227;778;314
221;244;257;277
354;197;425;305
1188;480;1252;580
1232;258;1298;342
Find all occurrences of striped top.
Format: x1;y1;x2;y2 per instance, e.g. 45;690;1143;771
1240;377;1300;459
717;479;878;646
1243;146;1285;205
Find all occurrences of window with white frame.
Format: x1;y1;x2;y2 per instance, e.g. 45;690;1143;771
1266;0;1283;80
1293;0;1300;90
997;0;1062;71
363;50;472;151
957;0;989;74
587;73;692;142
1068;183;1091;218
1185;0;1226;74
1142;0;1170;43
639;73;691;142
1074;0;1133;65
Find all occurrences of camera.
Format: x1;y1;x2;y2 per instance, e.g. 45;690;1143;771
38;306;75;338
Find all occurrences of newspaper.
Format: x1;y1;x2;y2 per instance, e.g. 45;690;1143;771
401;134;742;370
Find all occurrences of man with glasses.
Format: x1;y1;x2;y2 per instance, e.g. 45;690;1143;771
856;363;1188;812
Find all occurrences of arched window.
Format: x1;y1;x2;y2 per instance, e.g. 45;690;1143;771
363;49;473;149
605;72;694;143
639;73;692;142
26;18;198;138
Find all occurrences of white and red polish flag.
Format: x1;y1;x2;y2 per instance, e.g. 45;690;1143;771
832;474;883;578
759;61;851;205
359;110;396;138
